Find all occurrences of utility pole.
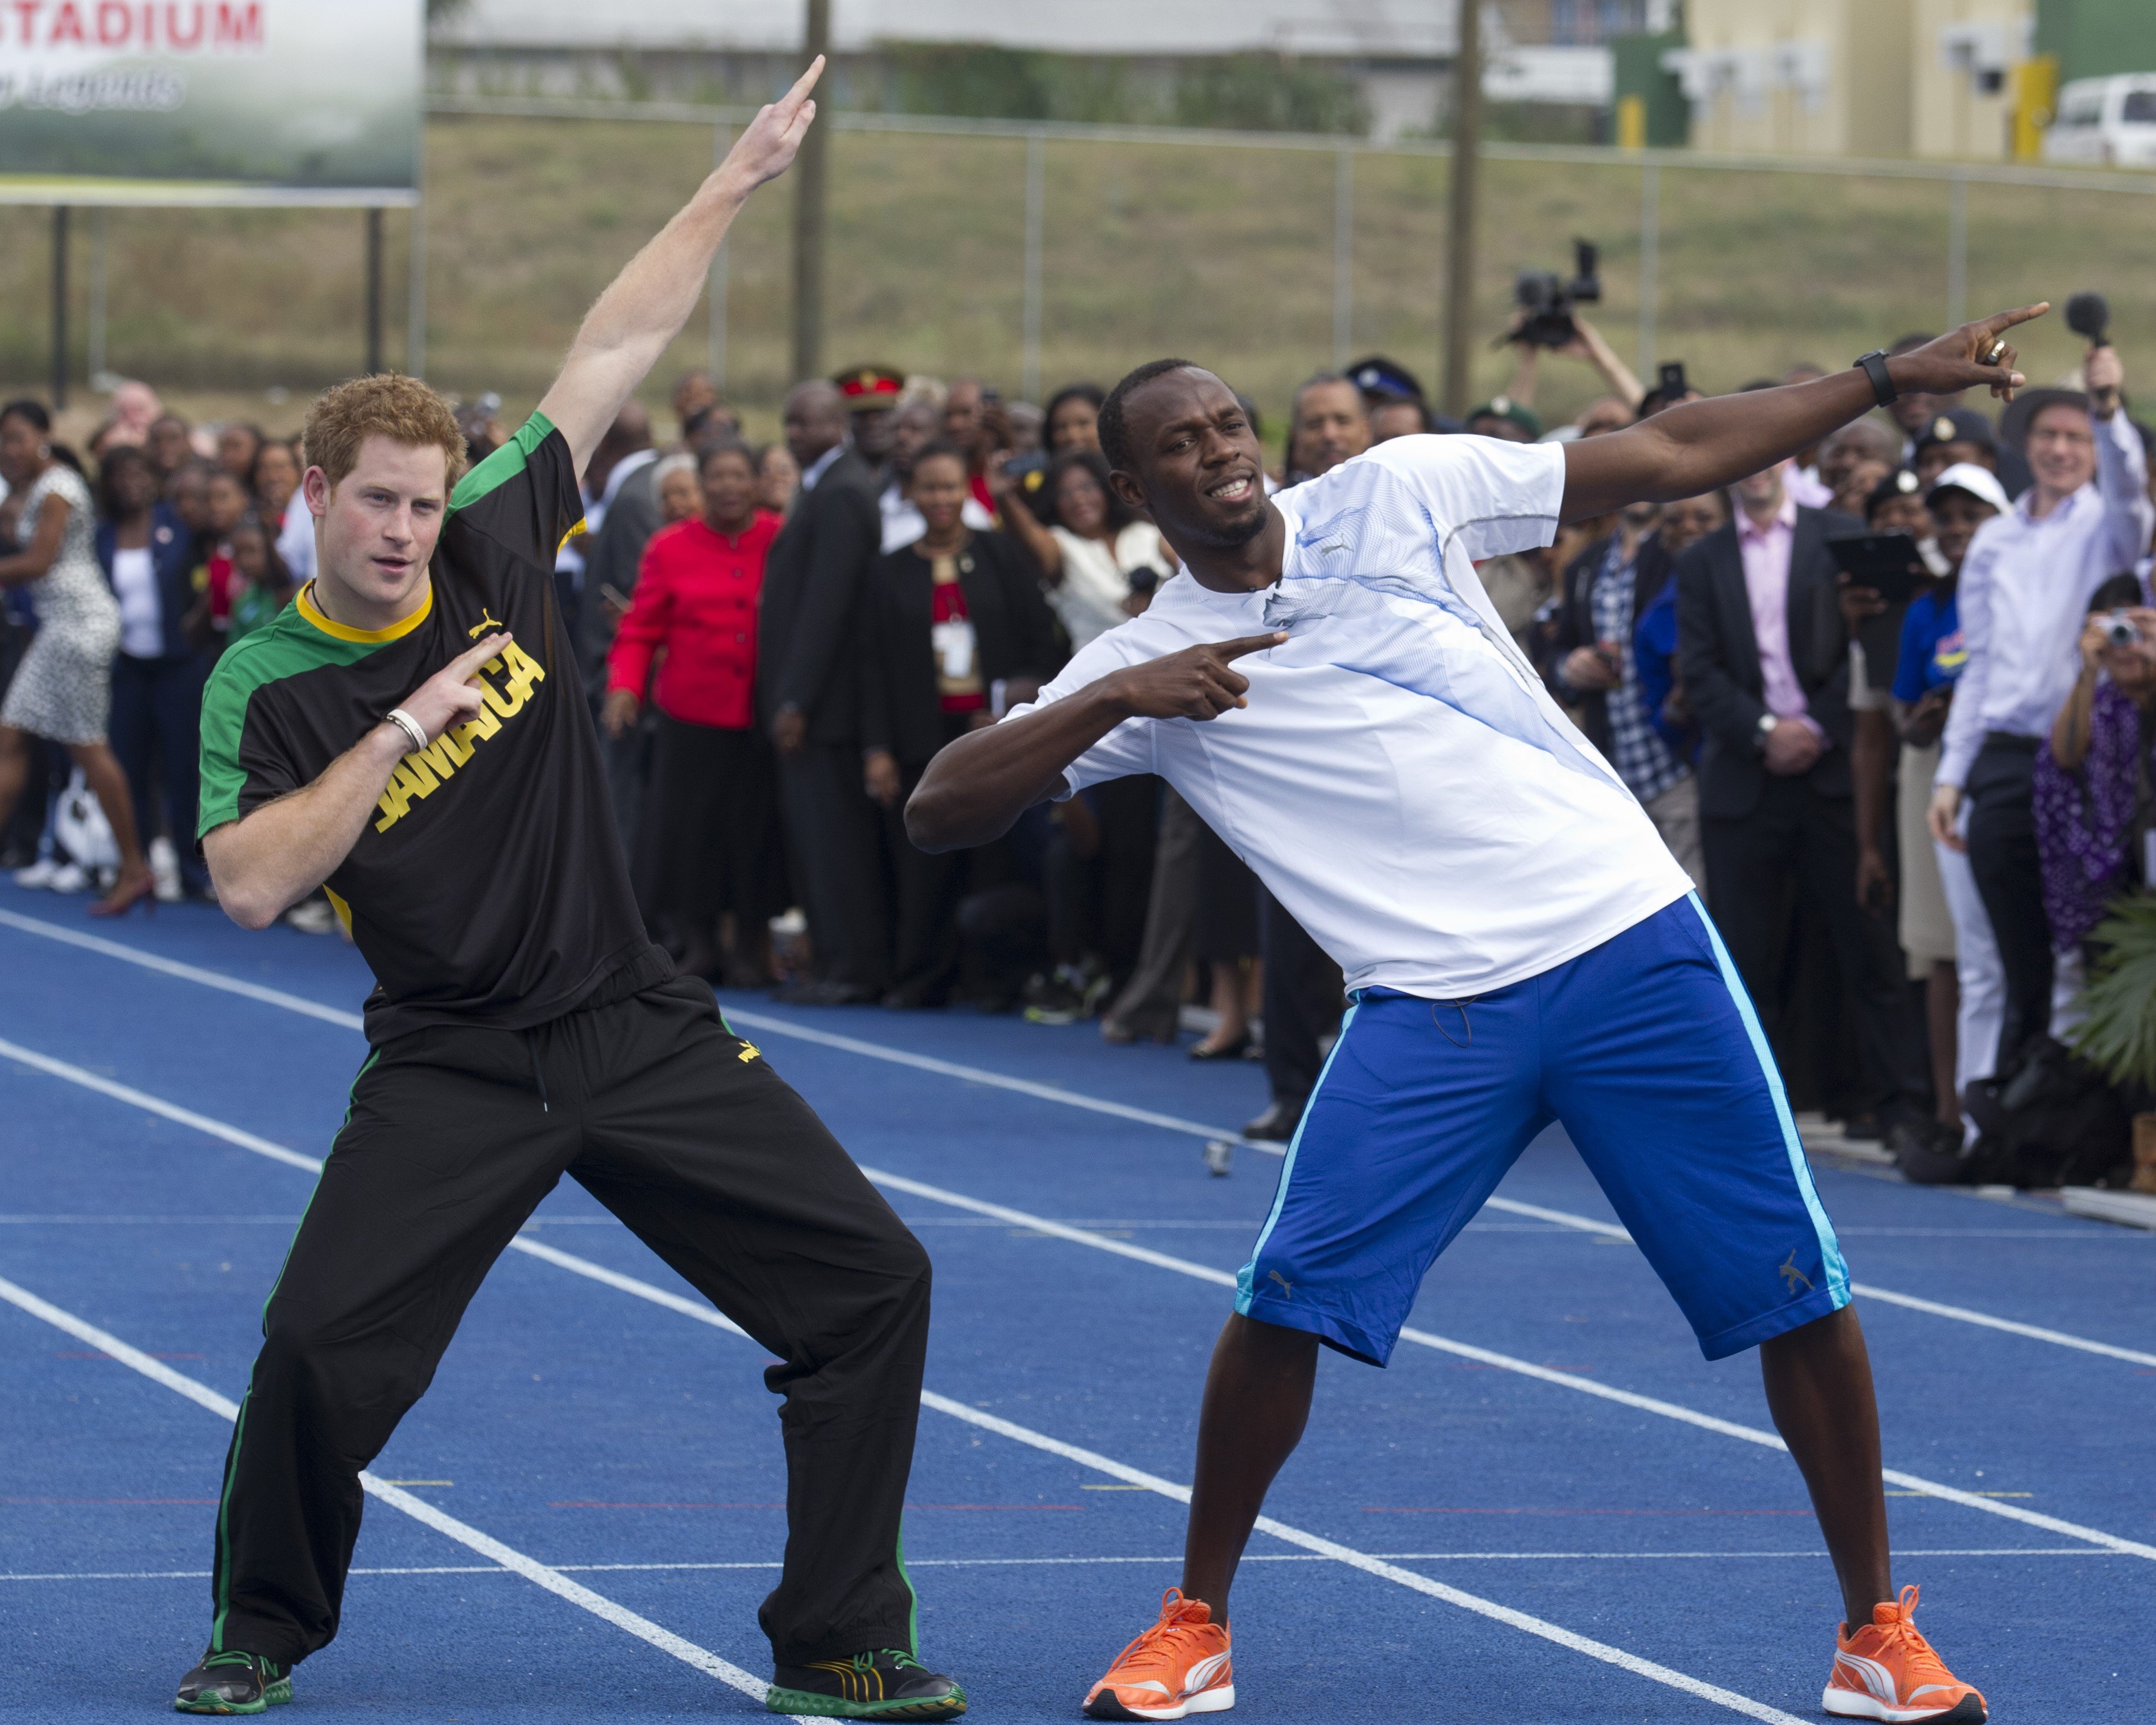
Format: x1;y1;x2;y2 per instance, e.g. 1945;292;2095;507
791;0;830;383
51;206;70;411
1441;0;1483;419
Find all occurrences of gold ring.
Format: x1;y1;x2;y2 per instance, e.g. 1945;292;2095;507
1982;340;2006;365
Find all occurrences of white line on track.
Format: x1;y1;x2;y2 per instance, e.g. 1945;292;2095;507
1;1547;2127;1587
9;1028;2156;1567
0;1269;808;1720
859;1167;2156;1559
0;1050;1817;1720
5;906;2148;1372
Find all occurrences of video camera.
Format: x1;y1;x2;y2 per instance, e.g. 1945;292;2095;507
1507;240;1601;348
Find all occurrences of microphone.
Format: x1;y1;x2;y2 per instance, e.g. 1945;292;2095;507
2065;291;2111;349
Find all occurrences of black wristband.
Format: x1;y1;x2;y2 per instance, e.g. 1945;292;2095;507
1854;349;1897;408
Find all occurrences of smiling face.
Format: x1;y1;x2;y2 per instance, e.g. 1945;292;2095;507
0;411;43;487
1112;368;1268;550
1049;395;1100;454
1927;489;1996;574
2026;401;2097;500
1291;379;1370;477
252;442;300;516
908;450;970;539
1054;462;1109;536
306;434;449;620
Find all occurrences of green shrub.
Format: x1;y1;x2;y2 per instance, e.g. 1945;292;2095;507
2070;895;2156;1095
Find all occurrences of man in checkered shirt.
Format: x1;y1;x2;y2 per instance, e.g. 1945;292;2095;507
1549;495;1705;885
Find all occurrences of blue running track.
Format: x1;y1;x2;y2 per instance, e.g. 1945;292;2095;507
3;878;2152;1723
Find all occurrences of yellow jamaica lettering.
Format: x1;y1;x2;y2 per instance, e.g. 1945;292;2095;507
373;645;547;832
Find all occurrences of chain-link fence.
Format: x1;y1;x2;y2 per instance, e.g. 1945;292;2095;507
5;100;2154;433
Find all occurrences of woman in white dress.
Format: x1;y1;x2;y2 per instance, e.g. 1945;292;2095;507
993;448;1175;652
0;401;155;916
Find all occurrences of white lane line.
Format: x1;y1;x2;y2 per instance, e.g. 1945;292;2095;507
12;1030;2155;1567
911;1392;1810;1725
1436;1197;2156;1371
6;906;2145;1373
859;1167;2156;1561
0;1055;1817;1721
0;1269;806;1720
4;1546;2125;1585
0;910;368;1030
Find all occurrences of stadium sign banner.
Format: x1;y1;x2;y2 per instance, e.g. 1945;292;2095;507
0;1;421;205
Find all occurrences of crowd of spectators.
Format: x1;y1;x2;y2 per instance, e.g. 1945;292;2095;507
2;311;2152;1181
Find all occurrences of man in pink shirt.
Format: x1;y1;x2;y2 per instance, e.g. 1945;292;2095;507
1676;459;1929;1138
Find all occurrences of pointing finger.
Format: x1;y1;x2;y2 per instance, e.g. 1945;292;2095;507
1214;631;1289;662
1982;302;2049;338
448;632;511;679
779;55;825;113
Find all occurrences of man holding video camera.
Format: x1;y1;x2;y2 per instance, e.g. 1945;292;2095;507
1928;342;2152;1076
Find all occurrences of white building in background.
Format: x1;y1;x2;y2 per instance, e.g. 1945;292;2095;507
1668;0;2038;160
431;1;1619;141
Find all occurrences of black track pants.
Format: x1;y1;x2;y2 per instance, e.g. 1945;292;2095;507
206;973;931;1669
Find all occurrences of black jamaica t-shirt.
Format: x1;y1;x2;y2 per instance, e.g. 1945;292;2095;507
197;411;665;1043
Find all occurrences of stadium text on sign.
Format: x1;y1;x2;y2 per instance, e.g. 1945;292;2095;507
0;2;263;52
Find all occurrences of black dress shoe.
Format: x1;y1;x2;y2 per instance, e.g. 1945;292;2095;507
1188;1030;1252;1062
1242;1098;1304;1142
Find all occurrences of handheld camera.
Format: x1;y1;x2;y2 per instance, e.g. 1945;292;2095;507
1507;240;1601;348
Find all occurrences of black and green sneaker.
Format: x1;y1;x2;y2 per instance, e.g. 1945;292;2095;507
174;1650;291;1715
766;1650;966;1719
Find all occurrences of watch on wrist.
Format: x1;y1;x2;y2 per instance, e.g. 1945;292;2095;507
1755;712;1780;750
1854;349;1897;408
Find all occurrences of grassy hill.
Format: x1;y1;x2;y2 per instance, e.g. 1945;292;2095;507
4;115;2151;444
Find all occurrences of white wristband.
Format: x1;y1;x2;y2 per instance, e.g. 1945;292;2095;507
384;708;428;752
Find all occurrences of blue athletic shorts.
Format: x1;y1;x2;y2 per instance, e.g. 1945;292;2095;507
1235;894;1849;1364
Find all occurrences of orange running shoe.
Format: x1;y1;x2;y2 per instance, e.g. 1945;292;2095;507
1082;1588;1234;1721
1824;1585;1986;1723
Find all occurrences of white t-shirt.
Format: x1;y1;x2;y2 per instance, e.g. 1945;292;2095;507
275;504;315;586
1050;520;1166;650
110;544;162;657
1011;434;1693;1000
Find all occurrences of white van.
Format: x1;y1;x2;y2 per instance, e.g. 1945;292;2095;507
2043;74;2156;168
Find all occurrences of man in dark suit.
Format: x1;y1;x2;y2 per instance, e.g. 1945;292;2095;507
759;379;889;1003
1676;460;1927;1128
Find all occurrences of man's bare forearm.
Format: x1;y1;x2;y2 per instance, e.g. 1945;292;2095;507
1564;370;1881;520
905;686;1128;854
204;724;408;930
537;175;752;472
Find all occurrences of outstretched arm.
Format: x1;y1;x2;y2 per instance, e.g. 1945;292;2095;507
1560;306;2045;522
906;633;1284;853
537;60;822;474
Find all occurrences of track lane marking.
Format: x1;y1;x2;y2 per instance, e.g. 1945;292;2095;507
0;1270;808;1720
2;1546;2125;1585
5;906;2148;1372
9;1030;2155;1565
0;1053;1821;1721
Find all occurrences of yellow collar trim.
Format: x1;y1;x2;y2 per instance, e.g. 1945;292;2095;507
297;580;433;643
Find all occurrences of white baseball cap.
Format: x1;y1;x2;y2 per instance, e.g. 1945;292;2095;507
1925;461;2010;515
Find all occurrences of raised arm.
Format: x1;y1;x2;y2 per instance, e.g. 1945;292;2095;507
2086;347;2155;570
537;60;822;474
905;632;1283;853
204;635;507;928
1560;307;2045;522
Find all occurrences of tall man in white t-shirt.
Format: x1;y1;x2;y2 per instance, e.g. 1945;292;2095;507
907;312;2049;1725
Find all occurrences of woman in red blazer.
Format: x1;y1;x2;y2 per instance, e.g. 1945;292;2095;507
604;440;785;983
